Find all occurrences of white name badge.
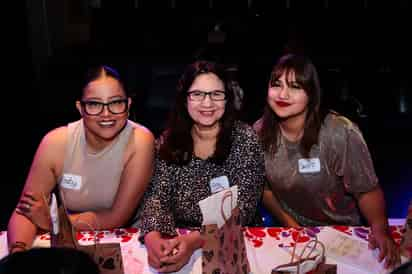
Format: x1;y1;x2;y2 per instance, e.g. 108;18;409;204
298;158;321;173
209;176;230;194
61;173;82;190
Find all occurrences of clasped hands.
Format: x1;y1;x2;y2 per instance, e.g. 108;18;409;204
145;231;199;273
16;191;51;231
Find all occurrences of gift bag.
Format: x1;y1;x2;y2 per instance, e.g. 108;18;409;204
272;233;336;274
200;189;251;274
50;190;124;274
400;200;412;259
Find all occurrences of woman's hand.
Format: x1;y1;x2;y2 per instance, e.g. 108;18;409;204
144;231;176;271
158;233;201;273
369;226;401;269
358;188;401;269
16;191;50;231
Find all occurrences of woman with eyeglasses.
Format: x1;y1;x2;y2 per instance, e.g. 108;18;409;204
254;54;400;269
7;65;155;253
138;60;265;272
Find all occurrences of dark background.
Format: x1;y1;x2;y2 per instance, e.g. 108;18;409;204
3;1;411;230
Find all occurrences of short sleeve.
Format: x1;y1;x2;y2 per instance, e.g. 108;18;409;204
330;117;379;196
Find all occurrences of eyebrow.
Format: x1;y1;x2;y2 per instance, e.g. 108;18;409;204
188;89;225;92
82;95;126;101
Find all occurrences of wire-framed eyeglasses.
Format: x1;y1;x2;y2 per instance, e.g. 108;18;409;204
187;90;226;101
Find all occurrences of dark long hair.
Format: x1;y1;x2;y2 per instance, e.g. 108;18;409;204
259;54;327;158
159;60;236;165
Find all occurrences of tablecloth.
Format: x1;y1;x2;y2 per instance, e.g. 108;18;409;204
0;225;407;274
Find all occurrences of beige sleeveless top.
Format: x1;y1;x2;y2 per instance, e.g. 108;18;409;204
59;119;134;212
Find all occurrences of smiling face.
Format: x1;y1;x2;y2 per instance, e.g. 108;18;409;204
186;73;226;130
267;70;309;122
76;76;131;147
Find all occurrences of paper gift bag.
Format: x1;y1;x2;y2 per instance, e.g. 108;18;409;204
50;190;124;274
272;261;336;274
200;189;251;274
272;236;336;274
400;200;412;259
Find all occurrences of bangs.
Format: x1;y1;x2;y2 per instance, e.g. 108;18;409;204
270;67;305;87
269;66;287;87
269;60;310;92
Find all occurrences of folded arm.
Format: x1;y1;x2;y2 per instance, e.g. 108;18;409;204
8;127;65;252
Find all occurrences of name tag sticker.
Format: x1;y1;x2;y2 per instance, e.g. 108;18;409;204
298;158;321;173
61;173;82;190
209;176;230;194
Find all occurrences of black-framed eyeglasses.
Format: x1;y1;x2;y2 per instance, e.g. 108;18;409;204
80;99;129;116
187;90;226;101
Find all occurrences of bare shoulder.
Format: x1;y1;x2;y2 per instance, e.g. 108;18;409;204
123;122;155;168
126;121;155;153
28;126;68;184
130;122;155;144
39;126;68;152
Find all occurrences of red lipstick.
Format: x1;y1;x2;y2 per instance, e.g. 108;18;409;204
276;101;291;107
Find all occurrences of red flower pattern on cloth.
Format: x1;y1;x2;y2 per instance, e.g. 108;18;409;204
125;227;138;234
76;231;83;241
332;225;352;235
247;227;266;238
73;228;137;243
244;226;404;248
244;227;322;248
31;225;404;249
267;228;283;240
39;234;50;241
0;224;407;274
291;230;311;243
244;227;266;247
389;226;403;245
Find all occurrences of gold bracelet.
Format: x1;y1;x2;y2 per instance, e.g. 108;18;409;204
9;241;28;253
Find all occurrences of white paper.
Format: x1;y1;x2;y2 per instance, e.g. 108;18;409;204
61;173;82;190
198;185;238;228
50;193;59;235
209;175;230;194
298;158;321;173
318;227;391;274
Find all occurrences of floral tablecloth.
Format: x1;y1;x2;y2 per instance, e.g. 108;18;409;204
244;225;406;274
0;225;407;274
